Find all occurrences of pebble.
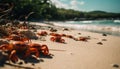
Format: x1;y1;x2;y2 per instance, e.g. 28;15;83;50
18;61;23;65
78;33;81;35
31;63;35;66
24;60;28;64
102;39;107;41
113;64;119;68
70;53;73;55
97;42;103;45
102;33;107;36
40;59;44;62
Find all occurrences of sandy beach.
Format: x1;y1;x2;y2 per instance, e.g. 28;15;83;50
0;22;120;69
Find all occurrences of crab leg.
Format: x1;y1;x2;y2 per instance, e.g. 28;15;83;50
41;45;49;55
9;50;19;63
24;48;39;59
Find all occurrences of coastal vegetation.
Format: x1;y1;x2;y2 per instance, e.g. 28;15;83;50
0;0;120;21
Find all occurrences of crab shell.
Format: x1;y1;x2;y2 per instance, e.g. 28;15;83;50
37;31;48;36
12;41;28;52
29;43;49;55
50;36;65;43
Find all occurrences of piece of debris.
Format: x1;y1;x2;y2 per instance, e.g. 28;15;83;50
102;33;107;36
18;61;23;65
63;28;69;31
24;60;28;64
50;28;57;32
97;42;103;45
78;33;81;35
102;39;107;41
40;59;44;62
31;63;35;66
112;64;119;68
78;36;90;41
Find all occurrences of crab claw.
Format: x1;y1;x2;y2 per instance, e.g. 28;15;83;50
9;50;18;63
41;45;49;55
60;39;65;43
50;37;55;42
37;31;48;36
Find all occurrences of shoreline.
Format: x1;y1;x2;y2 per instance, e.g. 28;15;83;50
30;21;120;37
47;20;120;37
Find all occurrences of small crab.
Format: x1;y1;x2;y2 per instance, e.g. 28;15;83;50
50;36;65;43
29;43;49;56
37;31;48;36
78;36;90;41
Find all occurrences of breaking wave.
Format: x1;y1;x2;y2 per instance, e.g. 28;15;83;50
52;20;120;36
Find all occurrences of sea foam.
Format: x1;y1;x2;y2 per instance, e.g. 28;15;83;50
52;20;120;36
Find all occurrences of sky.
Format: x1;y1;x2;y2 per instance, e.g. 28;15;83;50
51;0;120;13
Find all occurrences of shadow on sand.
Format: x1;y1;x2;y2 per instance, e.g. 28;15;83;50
4;63;35;69
0;52;53;69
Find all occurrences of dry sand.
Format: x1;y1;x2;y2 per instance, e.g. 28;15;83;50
0;22;120;69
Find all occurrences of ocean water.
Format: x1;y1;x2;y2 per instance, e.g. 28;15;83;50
52;20;120;36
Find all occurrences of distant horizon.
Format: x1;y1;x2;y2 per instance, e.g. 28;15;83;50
51;0;120;13
57;8;120;13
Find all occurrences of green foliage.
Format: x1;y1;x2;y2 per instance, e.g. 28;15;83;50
0;0;57;20
0;0;120;21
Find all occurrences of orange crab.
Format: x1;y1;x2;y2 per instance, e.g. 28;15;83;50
29;43;49;56
0;41;49;63
50;36;65;43
78;36;90;41
37;31;48;36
